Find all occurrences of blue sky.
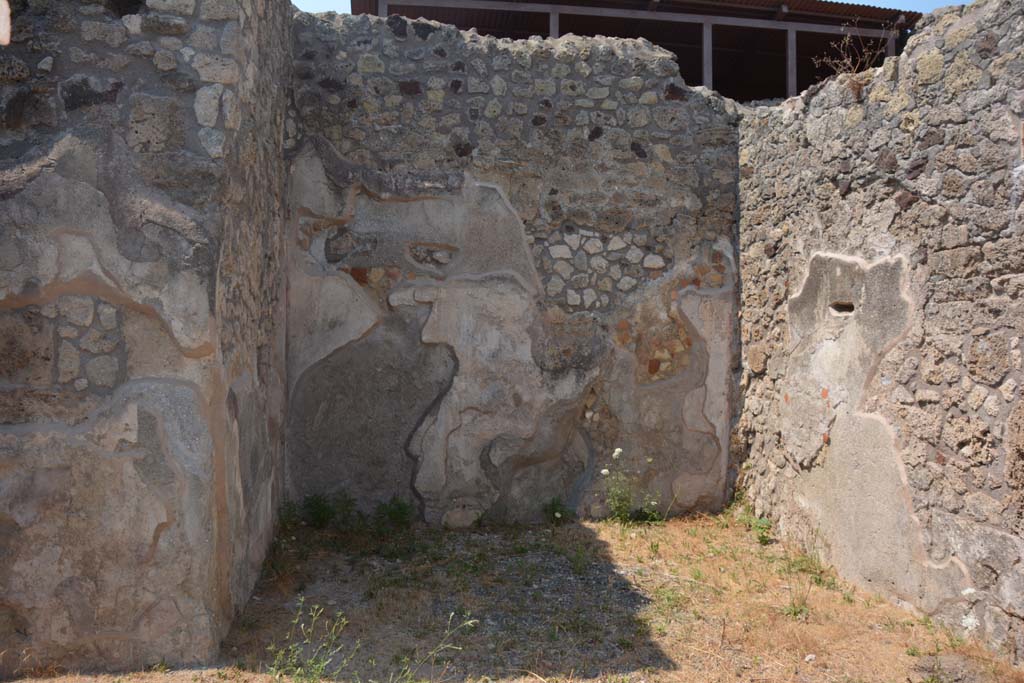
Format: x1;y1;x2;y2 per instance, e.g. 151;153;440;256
295;0;351;12
292;0;960;16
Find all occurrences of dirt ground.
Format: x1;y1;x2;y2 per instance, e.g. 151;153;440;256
12;510;1024;683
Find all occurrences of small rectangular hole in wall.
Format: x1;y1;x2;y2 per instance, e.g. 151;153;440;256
830;301;855;316
108;0;144;16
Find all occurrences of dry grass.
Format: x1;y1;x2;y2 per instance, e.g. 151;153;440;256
13;511;1024;683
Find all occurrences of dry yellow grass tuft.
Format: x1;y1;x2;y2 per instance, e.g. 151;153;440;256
13;512;1024;683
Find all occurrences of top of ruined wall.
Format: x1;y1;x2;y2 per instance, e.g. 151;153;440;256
288;12;740;315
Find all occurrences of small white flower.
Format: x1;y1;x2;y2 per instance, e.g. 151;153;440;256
961;612;979;632
554;511;562;519
646;457;653;464
612;447;623;459
600;468;610;476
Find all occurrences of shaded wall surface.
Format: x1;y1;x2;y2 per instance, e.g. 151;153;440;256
737;0;1024;660
285;13;741;528
0;0;290;674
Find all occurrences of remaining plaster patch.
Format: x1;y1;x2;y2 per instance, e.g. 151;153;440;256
781;253;910;468
781;253;968;615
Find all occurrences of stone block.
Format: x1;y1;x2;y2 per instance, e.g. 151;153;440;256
198;127;225;157
81;20;127;47
0;312;54;386
200;0;238;21
128;94;185;152
142;13;190;36
59;75;123;110
85;356;119;388
193;83;222;126
0;54;29;83
58;296;95;327
192;53;239;83
147;0;197;14
57;340;80;384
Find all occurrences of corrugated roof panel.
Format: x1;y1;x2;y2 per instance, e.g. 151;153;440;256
352;0;921;28
670;0;920;23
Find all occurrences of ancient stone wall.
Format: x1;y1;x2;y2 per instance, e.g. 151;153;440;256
285;13;741;527
0;0;290;674
737;0;1024;659
3;0;1022;673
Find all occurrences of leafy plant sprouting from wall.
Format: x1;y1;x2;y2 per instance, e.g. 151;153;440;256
813;20;900;100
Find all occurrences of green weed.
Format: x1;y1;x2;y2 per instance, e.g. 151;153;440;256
752;517;773;545
302;495;336;530
542;497;574;525
605;471;663;524
374;496;414;530
782;579;812;621
266;597;355;682
607;472;634;523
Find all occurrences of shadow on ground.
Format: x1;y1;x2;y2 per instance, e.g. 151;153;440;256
222;517;675;681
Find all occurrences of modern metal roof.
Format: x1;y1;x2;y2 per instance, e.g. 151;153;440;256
352;0;922;29
677;0;920;23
